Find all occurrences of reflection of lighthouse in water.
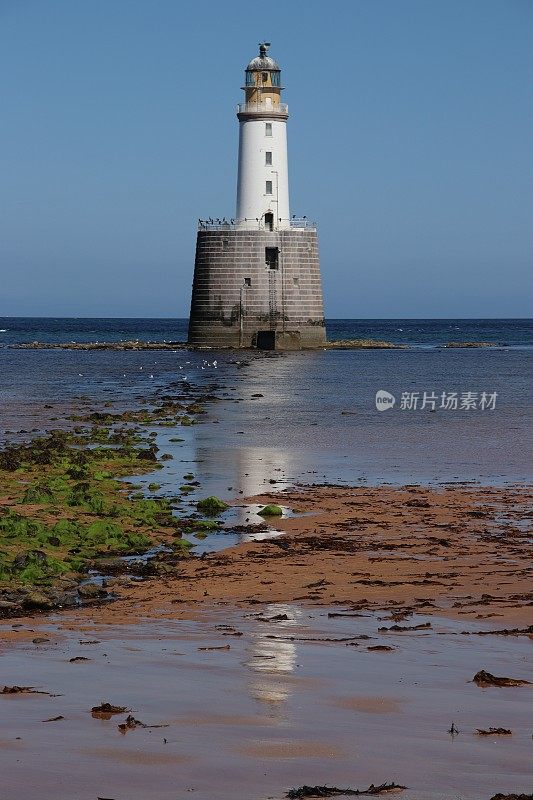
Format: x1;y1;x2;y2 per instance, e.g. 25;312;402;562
189;348;328;501
193;443;294;506
246;603;302;715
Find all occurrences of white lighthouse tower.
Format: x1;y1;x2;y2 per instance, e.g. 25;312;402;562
188;42;326;350
236;43;290;230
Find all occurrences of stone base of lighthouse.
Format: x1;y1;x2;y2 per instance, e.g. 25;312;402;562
187;228;326;349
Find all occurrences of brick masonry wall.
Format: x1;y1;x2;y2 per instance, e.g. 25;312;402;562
187;229;326;348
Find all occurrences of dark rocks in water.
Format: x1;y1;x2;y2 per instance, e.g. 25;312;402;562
444;341;495;348
324;339;405;350
378;622;432;632
137;446;159;462
0;586;78;616
12;340;188;351
229;523;269;534
77;583;107;600
118;714;146;733
51;590;79;607
476;727;512;735
179;518;222;534
22;591;54;610
461;625;533;638
117;714;169;733
102;577;131;589
185;403;205;414
473;670;531;687
90;557;129;575
3;431;72;470
490;795;533;800
286;783;406;797
91;702;129;718
0;600;22;615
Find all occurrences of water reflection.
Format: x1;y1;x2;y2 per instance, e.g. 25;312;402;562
193;348;532;487
193;444;294;501
246;603;302;718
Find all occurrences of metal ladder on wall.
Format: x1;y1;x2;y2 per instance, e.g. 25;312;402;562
268;270;277;330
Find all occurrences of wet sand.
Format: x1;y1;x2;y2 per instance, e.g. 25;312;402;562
71;484;532;627
1;484;531;798
0;605;531;800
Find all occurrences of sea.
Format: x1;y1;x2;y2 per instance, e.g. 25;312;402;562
1;318;532;487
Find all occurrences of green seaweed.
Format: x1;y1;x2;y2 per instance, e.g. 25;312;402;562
258;504;283;517
21;484;55;504
196;497;229;515
193;520;222;531
0;409;200;596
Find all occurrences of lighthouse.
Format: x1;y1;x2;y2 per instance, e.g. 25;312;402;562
235;42;290;231
188;43;326;349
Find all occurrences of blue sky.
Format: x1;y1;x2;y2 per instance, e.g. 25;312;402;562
0;0;532;318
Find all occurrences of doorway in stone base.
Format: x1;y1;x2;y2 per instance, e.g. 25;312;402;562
264;212;274;231
256;330;276;350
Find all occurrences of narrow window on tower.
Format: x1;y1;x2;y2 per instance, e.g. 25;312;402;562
265;151;272;165
265;247;279;270
265;181;273;195
265;122;272;136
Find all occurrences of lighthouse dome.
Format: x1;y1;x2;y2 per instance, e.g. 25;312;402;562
246;43;280;71
246;55;280;71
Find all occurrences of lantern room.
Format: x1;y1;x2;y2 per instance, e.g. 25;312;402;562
243;42;283;107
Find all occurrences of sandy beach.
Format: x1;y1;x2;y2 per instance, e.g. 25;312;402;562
69;483;533;627
1;482;532;800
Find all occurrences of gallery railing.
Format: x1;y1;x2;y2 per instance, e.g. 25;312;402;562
197;217;317;231
236;102;289;115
